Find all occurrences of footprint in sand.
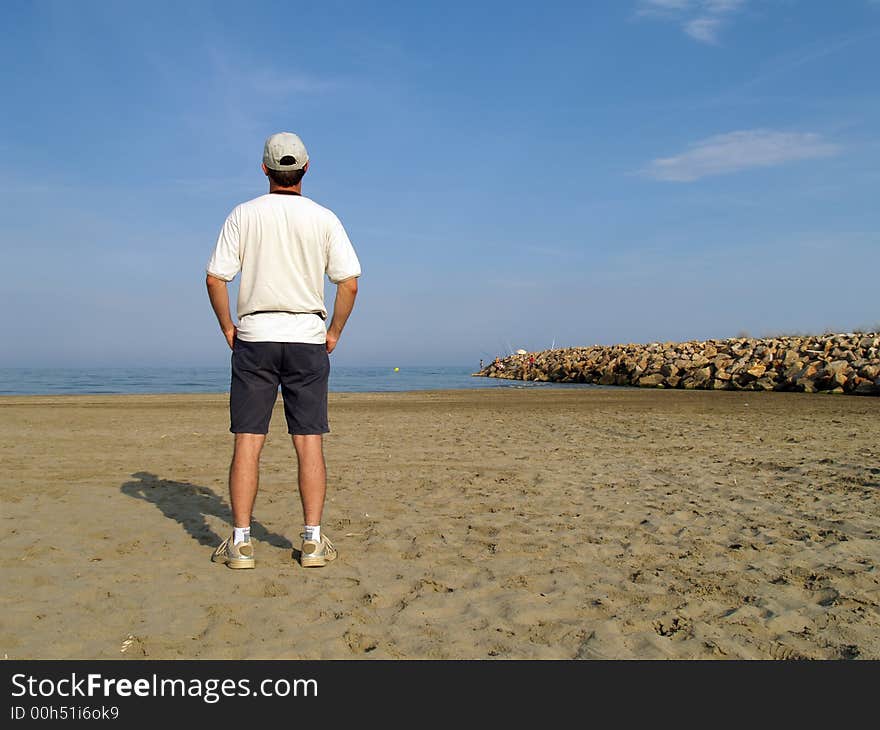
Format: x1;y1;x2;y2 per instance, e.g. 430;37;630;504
344;629;377;654
120;634;147;656
262;581;290;598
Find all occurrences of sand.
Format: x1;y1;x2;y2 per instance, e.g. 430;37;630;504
1;387;878;659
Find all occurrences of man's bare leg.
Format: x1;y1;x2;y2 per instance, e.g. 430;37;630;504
229;433;266;529
292;434;327;526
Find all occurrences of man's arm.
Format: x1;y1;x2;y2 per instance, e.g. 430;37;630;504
205;274;237;350
325;277;358;354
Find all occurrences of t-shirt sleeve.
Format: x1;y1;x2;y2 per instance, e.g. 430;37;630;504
206;207;241;281
325;213;361;283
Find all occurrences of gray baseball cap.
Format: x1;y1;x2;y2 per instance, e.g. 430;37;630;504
263;132;309;171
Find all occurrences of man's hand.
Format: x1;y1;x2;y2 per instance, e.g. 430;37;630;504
206;275;238;351
325;277;358;355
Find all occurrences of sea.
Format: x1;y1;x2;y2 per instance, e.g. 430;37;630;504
0;366;598;396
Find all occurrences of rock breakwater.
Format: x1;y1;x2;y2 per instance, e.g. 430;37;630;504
476;332;880;395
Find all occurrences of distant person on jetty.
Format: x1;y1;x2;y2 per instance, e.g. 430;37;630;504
205;132;361;569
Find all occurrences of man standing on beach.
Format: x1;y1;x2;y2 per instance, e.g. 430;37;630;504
205;132;361;570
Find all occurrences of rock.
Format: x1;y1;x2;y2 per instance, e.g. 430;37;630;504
854;380;880;395
833;368;850;387
782;349;801;367
746;363;767;378
692;367;712;385
812;364;837;390
797;362;819;380
475;332;877;396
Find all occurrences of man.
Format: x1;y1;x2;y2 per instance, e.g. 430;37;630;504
205;132;360;570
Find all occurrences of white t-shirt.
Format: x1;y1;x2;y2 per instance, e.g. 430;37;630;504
207;192;361;343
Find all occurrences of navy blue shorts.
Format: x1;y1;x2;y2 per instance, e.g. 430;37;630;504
230;338;330;435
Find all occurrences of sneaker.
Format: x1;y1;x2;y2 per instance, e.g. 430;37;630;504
299;533;337;568
212;535;255;569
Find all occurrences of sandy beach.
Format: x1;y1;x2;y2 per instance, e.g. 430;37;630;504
1;387;878;659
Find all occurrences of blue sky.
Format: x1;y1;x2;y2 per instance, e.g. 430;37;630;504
1;0;878;367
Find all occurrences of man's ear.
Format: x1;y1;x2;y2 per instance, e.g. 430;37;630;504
261;163;269;176
303;160;310;174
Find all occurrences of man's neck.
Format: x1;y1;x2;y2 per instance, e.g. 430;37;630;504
268;183;303;195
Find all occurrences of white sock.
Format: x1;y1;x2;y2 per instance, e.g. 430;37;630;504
233;526;250;545
304;525;320;542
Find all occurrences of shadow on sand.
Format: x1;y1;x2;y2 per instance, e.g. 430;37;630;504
120;471;293;550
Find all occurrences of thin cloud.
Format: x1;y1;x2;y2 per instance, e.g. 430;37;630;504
684;17;722;43
207;47;339;98
637;0;746;43
0;169;55;195
237;67;337;96
487;277;542;290
637;0;693;14
641;130;840;182
523;244;576;257
705;0;745;11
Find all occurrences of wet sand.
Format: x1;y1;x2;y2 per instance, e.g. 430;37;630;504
1;387;878;659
